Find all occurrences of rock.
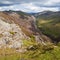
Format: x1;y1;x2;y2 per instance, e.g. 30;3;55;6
0;18;29;50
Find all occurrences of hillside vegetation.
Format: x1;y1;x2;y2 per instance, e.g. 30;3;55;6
36;11;60;43
0;11;60;60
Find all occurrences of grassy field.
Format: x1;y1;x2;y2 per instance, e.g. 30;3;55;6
0;48;21;60
21;40;60;60
0;39;60;60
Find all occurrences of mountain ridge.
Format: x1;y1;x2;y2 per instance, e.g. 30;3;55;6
36;11;60;43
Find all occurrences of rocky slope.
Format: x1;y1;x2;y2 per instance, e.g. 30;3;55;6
0;18;30;52
0;11;52;52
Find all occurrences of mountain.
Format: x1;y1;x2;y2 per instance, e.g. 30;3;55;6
0;10;60;60
0;11;52;52
36;11;60;43
0;11;35;36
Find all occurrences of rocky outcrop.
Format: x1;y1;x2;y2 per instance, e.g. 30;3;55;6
0;18;29;49
0;11;52;47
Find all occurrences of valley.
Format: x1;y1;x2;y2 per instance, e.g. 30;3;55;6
0;11;60;60
36;11;60;43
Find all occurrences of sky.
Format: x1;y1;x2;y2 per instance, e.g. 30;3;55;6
0;0;60;12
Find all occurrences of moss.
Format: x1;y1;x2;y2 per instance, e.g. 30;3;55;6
9;31;17;35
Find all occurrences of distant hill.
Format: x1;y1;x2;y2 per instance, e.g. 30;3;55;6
36;11;60;43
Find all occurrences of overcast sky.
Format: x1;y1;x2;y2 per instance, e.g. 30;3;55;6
0;0;60;12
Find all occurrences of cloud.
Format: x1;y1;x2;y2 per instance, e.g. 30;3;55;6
0;0;60;12
0;3;59;12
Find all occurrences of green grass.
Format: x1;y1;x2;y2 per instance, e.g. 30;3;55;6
0;41;60;60
36;19;60;42
21;39;60;60
0;48;21;60
21;43;60;60
0;47;60;60
0;53;21;60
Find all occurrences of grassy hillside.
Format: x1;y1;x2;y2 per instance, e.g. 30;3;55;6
0;11;60;60
36;12;60;42
0;40;60;60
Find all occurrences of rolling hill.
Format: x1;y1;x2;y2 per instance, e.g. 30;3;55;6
36;11;60;43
